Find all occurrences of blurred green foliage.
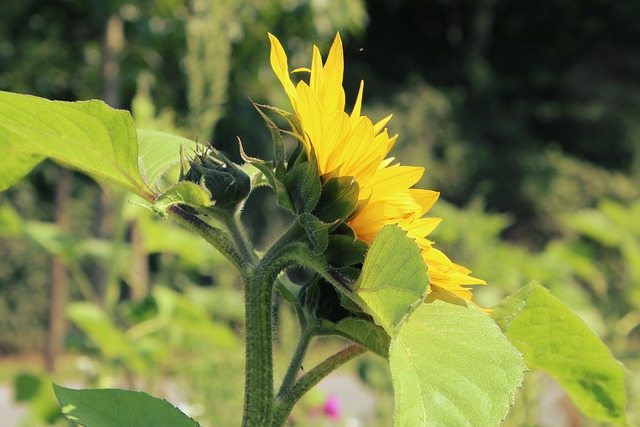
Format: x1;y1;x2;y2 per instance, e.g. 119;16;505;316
1;0;639;425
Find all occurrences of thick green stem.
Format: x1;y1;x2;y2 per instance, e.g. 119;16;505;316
241;222;304;426
242;266;274;426
170;206;350;426
271;345;367;427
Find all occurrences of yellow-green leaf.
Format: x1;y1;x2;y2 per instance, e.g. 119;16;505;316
391;301;525;426
491;282;628;425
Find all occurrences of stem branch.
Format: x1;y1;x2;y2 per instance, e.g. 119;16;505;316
276;326;315;400
167;205;247;271
271;344;367;427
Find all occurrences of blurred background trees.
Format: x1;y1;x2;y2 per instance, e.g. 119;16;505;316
1;0;639;425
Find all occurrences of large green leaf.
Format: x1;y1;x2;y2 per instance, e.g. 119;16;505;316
491;282;628;425
353;224;429;335
0;151;44;191
137;129;195;191
390;301;525;426
0;91;153;199
54;385;200;427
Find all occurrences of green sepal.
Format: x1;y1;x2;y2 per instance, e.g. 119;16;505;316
254;102;303;140
152;181;213;217
284;152;322;214
313;176;359;224
238;140;294;211
287;141;306;171
332;221;358;240
325;234;368;268
285;266;316;287
298;213;331;254
251;101;287;180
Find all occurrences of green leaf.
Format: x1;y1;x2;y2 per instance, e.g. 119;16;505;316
21;221;88;260
153;181;212;216
15;373;62;422
0;202;23;236
323;317;390;358
66;302;147;374
390;301;525;427
54;385;200;427
0;152;44;191
0;91;153;199
137;129;195;191
152;286;239;349
353;224;429;335
491;282;628;425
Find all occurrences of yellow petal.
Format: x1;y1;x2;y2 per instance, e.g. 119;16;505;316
365;166;424;203
322;33;346;112
351;81;364;121
268;33;297;105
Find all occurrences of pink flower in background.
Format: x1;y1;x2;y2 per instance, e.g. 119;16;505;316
323;395;340;421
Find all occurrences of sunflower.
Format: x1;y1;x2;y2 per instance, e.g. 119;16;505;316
269;33;486;306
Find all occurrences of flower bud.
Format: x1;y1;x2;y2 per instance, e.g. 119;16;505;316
182;148;250;209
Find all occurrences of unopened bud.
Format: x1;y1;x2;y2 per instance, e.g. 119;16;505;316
182;148;250;209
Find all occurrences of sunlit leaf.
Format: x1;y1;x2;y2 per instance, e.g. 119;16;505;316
391;301;525;426
491;282;628;425
0;91;153;199
0;152;44;191
353;224;429;335
54;385;200;427
137;129;196;191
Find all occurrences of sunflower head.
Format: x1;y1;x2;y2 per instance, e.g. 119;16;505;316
266;33;487;309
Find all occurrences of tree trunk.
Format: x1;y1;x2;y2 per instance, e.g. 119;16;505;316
45;168;72;372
